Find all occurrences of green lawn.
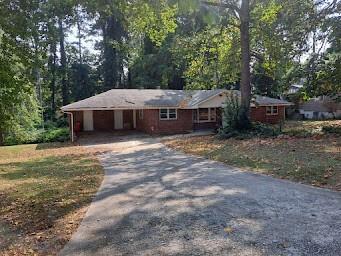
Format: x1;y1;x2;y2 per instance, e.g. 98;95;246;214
164;121;341;191
0;143;105;255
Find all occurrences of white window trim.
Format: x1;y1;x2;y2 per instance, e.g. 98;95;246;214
194;108;217;123
159;108;177;120
266;106;279;116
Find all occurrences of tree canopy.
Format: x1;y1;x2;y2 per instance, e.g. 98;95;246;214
0;0;339;143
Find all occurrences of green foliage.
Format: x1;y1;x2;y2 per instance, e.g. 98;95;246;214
0;30;40;143
283;129;314;138
4;127;69;146
219;121;279;140
251;0;315;94
174;27;240;89
1;0;340;146
322;125;341;135
219;92;252;137
220;92;242;135
127;1;177;47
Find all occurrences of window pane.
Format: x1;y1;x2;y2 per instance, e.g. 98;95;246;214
193;109;198;122
199;108;209;120
273;106;278;114
169;109;176;119
160;109;168;119
266;106;272;114
160;113;168;119
169;113;176;119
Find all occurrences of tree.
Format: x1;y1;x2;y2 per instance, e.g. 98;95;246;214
173;26;240;89
202;0;251;128
0;0;40;144
303;3;340;98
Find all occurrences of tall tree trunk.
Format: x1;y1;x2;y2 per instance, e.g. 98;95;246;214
58;17;68;105
102;18;116;90
48;41;57;117
239;0;251;127
102;14;125;90
0;131;4;146
76;7;82;65
33;38;44;128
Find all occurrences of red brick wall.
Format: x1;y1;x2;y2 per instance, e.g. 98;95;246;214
71;111;83;131
250;106;285;124
71;107;284;133
123;110;134;130
193;122;218;130
136;109;155;133
136;109;193;135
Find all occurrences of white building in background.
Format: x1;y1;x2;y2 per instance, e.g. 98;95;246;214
287;84;304;94
299;96;341;119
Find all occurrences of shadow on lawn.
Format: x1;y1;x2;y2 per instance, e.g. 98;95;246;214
35;142;78;150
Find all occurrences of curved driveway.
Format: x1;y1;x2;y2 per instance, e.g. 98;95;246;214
60;135;341;256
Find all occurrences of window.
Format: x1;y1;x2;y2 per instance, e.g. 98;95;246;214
210;108;216;121
159;108;177;120
139;109;143;120
266;106;278;115
194;108;217;123
169;109;177;119
199;108;209;121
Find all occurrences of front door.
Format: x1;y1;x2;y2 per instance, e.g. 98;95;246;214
114;110;123;130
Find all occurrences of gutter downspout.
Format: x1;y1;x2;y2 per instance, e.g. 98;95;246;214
64;111;74;143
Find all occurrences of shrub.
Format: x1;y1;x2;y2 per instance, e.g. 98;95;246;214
4;127;70;145
252;122;280;137
283;129;314;138
322;125;341;135
43;117;68;129
218;122;279;140
44;120;58;130
218;92;279;139
219;92;251;137
38;128;70;143
55;117;68;128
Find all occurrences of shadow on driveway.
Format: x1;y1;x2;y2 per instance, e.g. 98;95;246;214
60;138;341;256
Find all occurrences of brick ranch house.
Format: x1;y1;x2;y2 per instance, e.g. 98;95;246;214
61;89;292;140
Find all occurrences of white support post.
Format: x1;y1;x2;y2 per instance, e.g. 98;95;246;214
133;109;137;129
65;112;74;142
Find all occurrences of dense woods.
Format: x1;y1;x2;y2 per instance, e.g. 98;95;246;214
0;0;340;144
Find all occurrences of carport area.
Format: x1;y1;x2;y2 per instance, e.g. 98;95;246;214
61;135;341;256
71;109;137;132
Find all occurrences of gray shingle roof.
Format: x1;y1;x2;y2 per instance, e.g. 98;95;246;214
252;95;293;106
300;97;341;112
61;89;292;111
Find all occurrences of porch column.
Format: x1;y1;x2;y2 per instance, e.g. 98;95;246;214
133;110;136;129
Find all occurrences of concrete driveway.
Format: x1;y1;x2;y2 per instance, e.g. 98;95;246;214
60;135;341;256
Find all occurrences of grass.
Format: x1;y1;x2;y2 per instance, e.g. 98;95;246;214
282;120;341;137
164;121;341;191
0;142;106;255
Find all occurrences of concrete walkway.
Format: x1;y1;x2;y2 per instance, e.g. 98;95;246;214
60;136;341;256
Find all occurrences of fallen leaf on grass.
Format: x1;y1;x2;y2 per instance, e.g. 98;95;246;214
224;227;233;233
